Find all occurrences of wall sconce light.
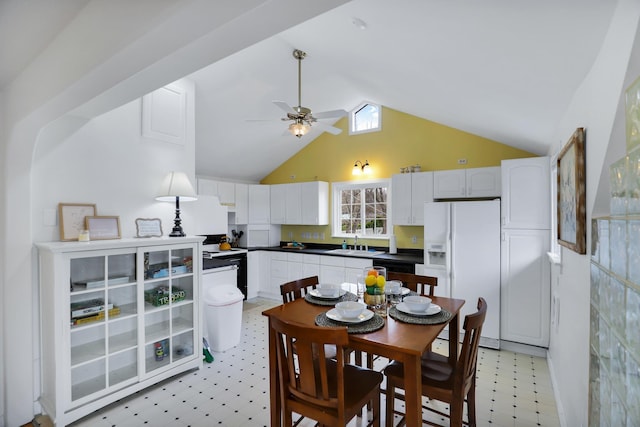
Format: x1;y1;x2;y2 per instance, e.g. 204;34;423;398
156;171;198;237
288;119;310;138
352;160;371;175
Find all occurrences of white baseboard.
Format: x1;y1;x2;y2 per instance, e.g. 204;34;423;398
546;352;567;427
500;340;548;357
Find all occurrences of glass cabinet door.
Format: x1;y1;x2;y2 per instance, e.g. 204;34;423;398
142;246;195;375
69;251;137;402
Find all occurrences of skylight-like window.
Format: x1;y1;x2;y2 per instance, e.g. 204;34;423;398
350;102;381;135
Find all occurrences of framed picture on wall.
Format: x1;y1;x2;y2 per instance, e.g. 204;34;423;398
58;203;97;241
557;127;586;254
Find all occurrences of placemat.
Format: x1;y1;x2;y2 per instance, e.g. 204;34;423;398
315;312;385;334
388;306;452;325
304;291;358;306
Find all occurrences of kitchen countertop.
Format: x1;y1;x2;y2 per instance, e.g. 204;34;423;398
246;244;423;265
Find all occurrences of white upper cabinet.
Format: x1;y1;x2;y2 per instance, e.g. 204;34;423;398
269;184;287;224
234;183;249;224
285;183;302;224
501;157;550;229
301;181;329;225
216;181;236;206
433;167;501;199
196;178;237;208
269;181;328;225
248;185;270;224
392;171;433;225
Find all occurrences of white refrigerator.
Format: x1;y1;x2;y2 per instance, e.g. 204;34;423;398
424;199;501;349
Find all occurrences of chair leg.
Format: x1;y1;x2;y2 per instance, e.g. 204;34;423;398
467;383;477;427
450;399;464;427
385;380;395;427
372;390;381;427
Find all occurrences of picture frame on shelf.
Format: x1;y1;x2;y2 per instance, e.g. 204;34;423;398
86;216;121;240
135;218;163;238
59;203;97;241
557;127;586;254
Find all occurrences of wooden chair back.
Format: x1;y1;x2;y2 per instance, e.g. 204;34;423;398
280;276;319;303
270;315;382;426
386;271;437;296
456;297;487;395
384;297;488;427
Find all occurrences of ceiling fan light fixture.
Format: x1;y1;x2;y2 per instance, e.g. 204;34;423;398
289;121;309;138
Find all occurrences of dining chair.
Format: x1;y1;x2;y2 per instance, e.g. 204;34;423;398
280;276;319;303
386;271;438;297
383;297;487;427
271;315;383;426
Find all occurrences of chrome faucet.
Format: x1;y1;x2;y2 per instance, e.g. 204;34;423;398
353;234;359;250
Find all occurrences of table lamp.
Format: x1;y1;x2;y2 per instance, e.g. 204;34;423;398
156;171;198;237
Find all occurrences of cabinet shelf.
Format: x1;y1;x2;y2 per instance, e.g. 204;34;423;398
108;330;138;354
109;364;137;386
144;320;170;344
72;373;106;401
71;342;106;367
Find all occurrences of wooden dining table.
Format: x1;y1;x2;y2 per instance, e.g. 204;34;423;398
262;294;465;426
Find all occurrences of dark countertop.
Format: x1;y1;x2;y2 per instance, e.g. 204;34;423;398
246;243;424;265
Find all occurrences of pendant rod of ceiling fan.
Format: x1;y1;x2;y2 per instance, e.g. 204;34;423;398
293;49;306;111
297;55;302;109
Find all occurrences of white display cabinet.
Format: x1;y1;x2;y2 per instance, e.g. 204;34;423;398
36;237;203;426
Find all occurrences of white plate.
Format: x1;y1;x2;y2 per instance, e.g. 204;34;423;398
309;288;347;299
397;302;441;316
326;308;374;323
401;287;411;295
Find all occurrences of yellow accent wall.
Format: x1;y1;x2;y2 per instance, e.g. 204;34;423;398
261;106;534;249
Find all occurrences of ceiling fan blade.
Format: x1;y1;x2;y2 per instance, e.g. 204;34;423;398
312;109;348;120
314;122;343;135
273;101;295;113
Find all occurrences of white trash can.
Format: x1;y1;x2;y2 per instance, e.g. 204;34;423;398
203;285;244;352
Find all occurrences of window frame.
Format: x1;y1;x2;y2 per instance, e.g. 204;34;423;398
349;101;382;135
331;179;391;240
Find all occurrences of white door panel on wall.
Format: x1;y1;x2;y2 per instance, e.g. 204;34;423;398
501;229;551;346
501;157;550;229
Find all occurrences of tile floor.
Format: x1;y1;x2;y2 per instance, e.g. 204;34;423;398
69;298;561;427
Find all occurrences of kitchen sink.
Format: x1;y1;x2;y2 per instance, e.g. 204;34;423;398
326;248;386;257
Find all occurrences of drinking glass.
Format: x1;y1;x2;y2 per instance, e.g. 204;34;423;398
356;274;365;301
386;280;403;307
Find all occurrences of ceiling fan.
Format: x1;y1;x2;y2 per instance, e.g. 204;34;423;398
271;49;348;138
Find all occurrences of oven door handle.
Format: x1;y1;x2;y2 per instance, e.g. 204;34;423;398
203;265;238;274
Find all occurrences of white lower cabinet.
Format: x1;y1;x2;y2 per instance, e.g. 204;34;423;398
320;256;372;284
36;237;203;426
255;252;373;301
500;229;551;346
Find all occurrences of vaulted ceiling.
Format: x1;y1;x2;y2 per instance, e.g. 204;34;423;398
1;0;618;183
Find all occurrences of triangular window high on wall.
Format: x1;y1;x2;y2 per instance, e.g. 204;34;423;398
349;102;381;135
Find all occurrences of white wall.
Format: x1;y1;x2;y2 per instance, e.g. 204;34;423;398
547;1;640;426
32;80;196;243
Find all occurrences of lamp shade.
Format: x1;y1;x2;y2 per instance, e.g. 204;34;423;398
155;172;198;202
